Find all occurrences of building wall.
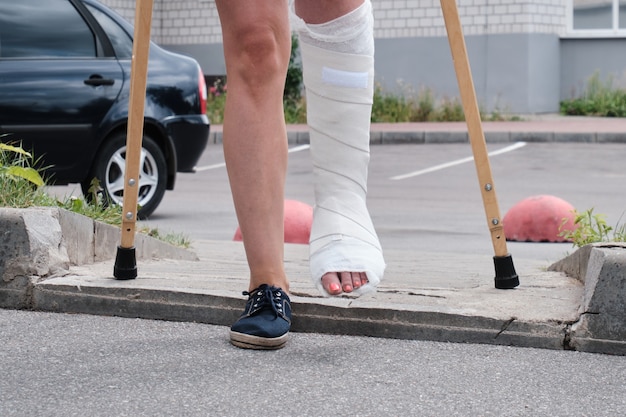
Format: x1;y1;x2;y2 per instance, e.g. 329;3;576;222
375;32;561;113
99;0;626;114
100;0;221;44
373;0;566;37
560;38;626;99
99;0;567;41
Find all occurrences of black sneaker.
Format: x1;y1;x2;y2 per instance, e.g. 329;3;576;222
230;284;292;350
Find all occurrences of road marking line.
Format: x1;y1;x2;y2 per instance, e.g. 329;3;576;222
390;141;527;180
194;162;226;172
195;144;311;172
287;144;311;153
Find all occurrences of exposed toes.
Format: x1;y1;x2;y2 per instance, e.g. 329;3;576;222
340;272;354;293
322;271;368;295
321;272;342;295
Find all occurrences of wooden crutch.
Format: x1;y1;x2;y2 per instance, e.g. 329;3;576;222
114;0;154;280
440;0;519;289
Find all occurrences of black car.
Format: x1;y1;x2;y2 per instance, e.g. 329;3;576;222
0;0;210;218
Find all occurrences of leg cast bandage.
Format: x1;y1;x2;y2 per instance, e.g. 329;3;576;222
292;1;385;296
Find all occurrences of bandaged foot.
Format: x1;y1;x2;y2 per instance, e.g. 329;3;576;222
292;0;385;296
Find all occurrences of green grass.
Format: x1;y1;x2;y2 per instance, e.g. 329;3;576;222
560;72;626;117
559;208;626;247
139;227;191;249
0;140;51;207
1;140;190;248
371;84;466;122
206;81;518;124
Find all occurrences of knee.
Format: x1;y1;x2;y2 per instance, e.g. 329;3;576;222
227;25;290;89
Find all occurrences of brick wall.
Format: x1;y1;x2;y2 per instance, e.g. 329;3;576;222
99;0;568;45
97;0;136;24
156;0;221;44
99;0;222;44
374;0;567;37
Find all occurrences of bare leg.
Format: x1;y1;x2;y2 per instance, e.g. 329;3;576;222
295;0;364;23
216;0;291;293
294;0;384;296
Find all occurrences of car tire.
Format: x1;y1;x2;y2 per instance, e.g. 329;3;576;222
82;132;167;220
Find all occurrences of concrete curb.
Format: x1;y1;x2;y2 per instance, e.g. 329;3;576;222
0;207;197;309
2;208;625;355
207;128;626;145
549;243;626;355
29;280;568;351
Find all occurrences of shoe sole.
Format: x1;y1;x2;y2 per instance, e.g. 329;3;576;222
229;331;289;350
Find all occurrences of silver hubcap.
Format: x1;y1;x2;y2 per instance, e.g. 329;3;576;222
105;146;159;208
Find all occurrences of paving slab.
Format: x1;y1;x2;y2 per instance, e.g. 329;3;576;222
206;116;626;144
31;239;584;352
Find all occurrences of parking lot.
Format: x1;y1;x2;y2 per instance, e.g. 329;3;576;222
48;140;625;266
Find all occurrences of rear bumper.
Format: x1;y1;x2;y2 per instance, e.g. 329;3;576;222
164;114;210;172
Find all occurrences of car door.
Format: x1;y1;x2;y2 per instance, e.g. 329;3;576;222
0;0;124;184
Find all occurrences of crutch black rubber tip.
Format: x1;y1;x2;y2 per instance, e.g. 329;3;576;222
493;254;519;289
113;246;137;280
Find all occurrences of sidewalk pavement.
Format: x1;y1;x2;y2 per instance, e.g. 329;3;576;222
208;115;626;144
2;117;625;355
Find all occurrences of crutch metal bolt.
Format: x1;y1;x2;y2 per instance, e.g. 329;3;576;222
113;0;154;280
440;0;519;289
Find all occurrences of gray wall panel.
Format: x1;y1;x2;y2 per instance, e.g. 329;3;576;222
560;38;626;100
528;35;561;111
375;34;561;114
162;44;226;77
161;35;626;115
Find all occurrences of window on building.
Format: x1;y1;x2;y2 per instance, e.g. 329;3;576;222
571;0;626;34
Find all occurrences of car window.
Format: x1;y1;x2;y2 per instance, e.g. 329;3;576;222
85;3;133;59
0;0;95;58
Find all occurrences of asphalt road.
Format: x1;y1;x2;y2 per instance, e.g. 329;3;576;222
106;141;626;265
18;142;626;415
48;141;626;263
1;309;625;417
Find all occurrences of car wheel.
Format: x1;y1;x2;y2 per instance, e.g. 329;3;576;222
82;133;167;220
